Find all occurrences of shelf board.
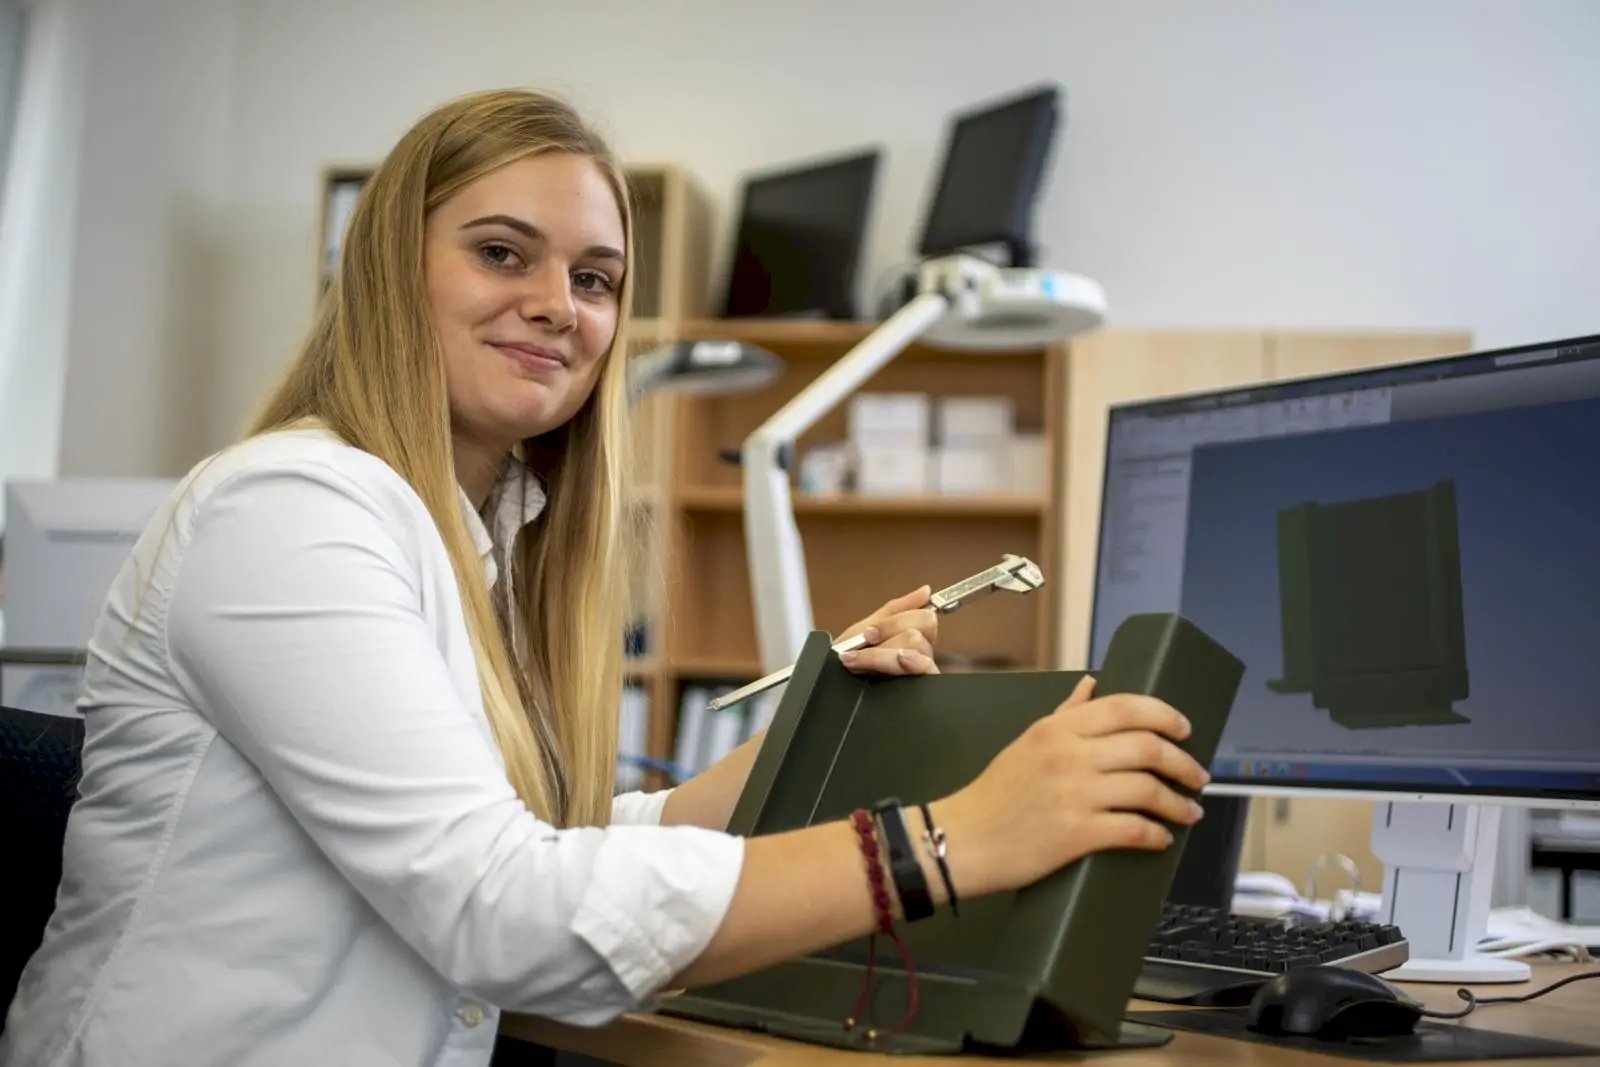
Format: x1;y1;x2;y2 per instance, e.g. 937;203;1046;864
669;655;761;680
623;659;658;681
677;485;1047;518
677;318;1051;363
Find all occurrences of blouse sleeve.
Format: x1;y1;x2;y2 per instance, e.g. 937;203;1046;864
164;462;744;1023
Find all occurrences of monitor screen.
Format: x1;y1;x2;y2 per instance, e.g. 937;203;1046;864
721;149;879;320
1088;336;1600;806
917;84;1058;266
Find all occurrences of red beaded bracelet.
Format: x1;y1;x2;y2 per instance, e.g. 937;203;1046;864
844;808;920;1044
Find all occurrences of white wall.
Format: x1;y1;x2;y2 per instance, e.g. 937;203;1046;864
0;0;89;498
54;0;235;478
61;0;1600;466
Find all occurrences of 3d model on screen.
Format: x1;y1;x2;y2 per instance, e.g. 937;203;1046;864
1267;478;1470;730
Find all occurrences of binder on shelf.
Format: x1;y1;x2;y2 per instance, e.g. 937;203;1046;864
615;683;651;792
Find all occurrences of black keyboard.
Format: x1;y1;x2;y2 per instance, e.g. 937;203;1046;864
1134;903;1411;1004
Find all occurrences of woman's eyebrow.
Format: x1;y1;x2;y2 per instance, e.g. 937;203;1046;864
461;214;622;263
461;214;541;240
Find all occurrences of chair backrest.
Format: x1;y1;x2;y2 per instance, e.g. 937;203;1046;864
0;705;84;1026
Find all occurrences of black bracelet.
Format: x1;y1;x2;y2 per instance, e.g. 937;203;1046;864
871;798;933;922
917;802;959;917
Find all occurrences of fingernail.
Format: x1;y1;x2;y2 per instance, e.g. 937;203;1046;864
897;649;917;667
840;651;858;665
1180;716;1193;737
1161;828;1175;846
863;627;881;644
1200;769;1211;785
1189;801;1205;821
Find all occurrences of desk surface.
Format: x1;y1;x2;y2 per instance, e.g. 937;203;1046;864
502;963;1600;1066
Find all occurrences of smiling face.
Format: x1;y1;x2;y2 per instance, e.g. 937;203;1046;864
423;152;627;475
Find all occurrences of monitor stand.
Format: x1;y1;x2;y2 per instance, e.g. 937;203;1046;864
1373;801;1529;983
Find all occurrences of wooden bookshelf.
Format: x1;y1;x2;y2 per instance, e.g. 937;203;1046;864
650;316;1066;692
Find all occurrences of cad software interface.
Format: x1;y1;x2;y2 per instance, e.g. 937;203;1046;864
1089;338;1600;799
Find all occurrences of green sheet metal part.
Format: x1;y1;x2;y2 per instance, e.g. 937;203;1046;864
1268;479;1470;729
662;612;1245;1056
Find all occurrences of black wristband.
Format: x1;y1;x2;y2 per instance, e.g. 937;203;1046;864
872;798;933;922
917;801;959;917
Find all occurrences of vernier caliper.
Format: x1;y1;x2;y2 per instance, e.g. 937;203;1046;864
705;554;1046;713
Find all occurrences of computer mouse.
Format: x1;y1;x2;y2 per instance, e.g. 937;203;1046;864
1246;966;1424;1040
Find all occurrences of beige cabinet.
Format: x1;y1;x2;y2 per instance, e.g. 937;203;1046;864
1057;328;1472;895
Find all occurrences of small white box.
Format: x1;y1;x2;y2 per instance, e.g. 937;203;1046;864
936;396;1015;444
848;393;930;448
1009;434;1049;494
932;444;1007;496
857;444;930;496
797;442;853;495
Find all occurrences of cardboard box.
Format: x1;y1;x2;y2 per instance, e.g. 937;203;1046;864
936;396;1015;445
856;444;930;496
848;393;930;448
932;444;1007;496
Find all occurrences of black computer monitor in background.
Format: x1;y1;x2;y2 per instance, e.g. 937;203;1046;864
1087;334;1600;964
720;148;880;320
916;84;1059;268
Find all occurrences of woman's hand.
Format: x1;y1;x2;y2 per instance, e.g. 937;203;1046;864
836;586;940;677
929;676;1209;900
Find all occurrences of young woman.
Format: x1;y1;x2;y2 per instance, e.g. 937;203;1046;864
0;89;1206;1067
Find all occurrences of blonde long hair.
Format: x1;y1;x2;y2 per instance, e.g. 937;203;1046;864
250;89;639;827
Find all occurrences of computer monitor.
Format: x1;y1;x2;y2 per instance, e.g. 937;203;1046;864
720;148;880;320
1;478;175;652
1087;334;1600;983
915;84;1059;268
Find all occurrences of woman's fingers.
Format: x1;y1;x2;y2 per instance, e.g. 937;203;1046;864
1064;675;1096;706
869;623;935;660
839;645;938;675
1093;771;1205;826
1061;692;1192;742
1088;730;1210;793
876;585;933;617
1077;812;1176;852
870;607;939;648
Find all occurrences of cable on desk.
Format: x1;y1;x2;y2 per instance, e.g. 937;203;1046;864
1421;969;1600;1020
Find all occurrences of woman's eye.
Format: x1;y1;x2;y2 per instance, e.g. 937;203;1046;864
573;270;616;295
478;243;523;270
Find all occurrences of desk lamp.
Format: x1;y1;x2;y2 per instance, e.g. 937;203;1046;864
626;339;784;403
743;253;1105;673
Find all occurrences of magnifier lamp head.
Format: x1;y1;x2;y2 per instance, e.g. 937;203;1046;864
916;254;1106;350
627;340;785;400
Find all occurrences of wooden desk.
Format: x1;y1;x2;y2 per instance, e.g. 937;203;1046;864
502;963;1599;1066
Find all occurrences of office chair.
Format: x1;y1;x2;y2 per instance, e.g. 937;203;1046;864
0;705;83;1029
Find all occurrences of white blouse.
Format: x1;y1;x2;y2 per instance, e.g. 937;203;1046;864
0;427;744;1067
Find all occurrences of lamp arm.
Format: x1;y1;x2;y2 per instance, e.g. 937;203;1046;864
741;293;950;673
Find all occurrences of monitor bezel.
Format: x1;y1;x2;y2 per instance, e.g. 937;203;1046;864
1205;782;1600;811
1086;332;1600;810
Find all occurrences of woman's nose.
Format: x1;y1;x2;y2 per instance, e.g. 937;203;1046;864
518;261;577;332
